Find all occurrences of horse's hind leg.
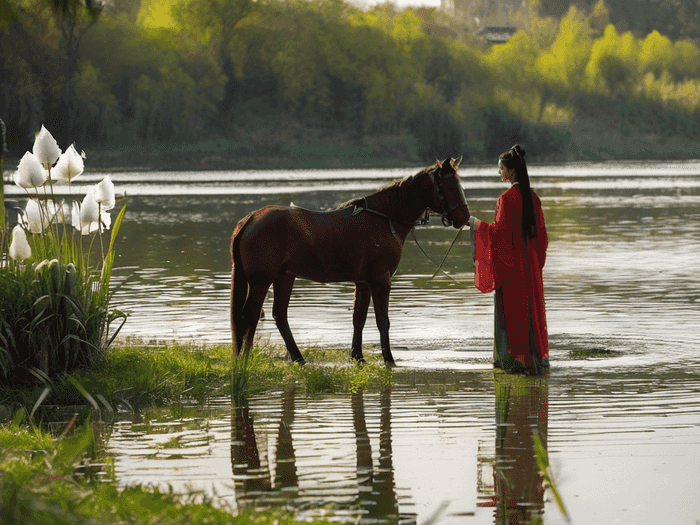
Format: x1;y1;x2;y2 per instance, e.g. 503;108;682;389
273;273;305;364
231;268;248;356
351;283;371;363
241;282;270;355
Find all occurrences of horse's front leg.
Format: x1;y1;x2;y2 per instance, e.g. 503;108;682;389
273;273;306;364
351;283;371;363
369;272;395;365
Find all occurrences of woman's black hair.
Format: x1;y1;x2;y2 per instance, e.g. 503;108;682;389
499;144;536;240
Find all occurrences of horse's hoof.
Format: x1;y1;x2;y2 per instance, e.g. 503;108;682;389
292;357;306;366
355;358;367;367
384;359;396;367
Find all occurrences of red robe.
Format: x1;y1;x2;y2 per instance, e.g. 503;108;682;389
473;185;549;372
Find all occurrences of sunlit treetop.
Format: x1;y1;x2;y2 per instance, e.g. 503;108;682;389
137;0;179;28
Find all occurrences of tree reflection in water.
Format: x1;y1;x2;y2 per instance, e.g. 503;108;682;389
478;372;549;524
230;387;409;524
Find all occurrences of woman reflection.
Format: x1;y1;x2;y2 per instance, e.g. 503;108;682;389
491;374;549;523
468;145;549;375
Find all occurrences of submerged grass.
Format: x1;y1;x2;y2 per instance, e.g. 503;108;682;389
0;417;335;525
568;347;623;360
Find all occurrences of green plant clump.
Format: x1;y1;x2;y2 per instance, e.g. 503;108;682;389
0;125;127;385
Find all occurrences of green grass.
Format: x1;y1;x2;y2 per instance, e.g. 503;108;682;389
567;347;622;360
0;340;394;415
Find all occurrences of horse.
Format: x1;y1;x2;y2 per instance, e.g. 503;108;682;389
230;157;471;365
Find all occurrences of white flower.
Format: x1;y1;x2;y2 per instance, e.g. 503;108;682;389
72;188;111;235
14;152;48;189
32;125;61;170
23;199;45;233
20;199;58;234
53;144;84;183
9;225;31;261
94;176;115;210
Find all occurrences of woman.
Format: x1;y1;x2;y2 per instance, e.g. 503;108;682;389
469;145;549;375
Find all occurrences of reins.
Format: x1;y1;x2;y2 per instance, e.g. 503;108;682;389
411;224;468;285
350;166;469;285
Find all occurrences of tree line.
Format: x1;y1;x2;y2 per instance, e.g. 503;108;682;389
2;0;700;163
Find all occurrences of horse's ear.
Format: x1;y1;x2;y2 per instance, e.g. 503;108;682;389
435;158;442;168
451;155;463;171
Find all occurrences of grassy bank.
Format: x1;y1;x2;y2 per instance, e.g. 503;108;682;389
0;340;394;414
0;340;392;524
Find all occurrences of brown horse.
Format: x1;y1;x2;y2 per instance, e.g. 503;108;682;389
230;157;471;364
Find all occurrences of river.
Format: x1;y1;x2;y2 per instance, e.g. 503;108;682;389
4;161;700;523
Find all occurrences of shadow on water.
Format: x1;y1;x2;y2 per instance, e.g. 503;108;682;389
231;387;406;524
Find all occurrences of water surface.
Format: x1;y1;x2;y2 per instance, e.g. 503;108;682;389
6;161;700;523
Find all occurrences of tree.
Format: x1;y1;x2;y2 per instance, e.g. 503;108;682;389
535;6;593;93
171;0;255;115
584;24;639;98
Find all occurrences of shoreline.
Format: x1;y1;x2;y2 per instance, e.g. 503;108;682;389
3;123;700;172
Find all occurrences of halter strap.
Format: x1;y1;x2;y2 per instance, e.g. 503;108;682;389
352;197;415;243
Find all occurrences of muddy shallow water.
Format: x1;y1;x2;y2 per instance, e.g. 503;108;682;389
6;161;700;523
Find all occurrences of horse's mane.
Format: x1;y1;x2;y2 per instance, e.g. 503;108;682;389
336;165;434;210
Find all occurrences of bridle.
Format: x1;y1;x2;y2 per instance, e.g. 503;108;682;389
412;161;470;285
422;163;469;227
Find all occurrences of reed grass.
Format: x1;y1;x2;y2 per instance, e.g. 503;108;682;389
0;204;128;379
534;432;570;522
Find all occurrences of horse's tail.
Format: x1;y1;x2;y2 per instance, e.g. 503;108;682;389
231;213;253;356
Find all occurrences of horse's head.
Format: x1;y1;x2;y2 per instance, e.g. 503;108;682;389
429;156;470;228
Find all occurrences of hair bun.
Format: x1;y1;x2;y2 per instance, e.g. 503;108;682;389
511;144;526;159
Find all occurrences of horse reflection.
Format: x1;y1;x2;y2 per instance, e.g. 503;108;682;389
352;388;398;520
230;390;296;506
478;373;549;524
231;388;404;523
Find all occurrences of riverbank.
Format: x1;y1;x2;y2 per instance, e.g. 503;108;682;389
83;127;700;171
0;415;335;524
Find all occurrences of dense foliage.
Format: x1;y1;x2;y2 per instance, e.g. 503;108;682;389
2;0;700;161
